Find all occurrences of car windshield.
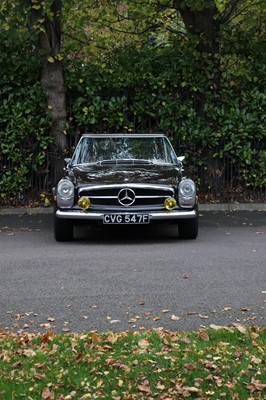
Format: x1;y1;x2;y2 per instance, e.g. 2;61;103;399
71;136;178;165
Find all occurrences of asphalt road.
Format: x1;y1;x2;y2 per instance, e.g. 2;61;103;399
0;211;265;334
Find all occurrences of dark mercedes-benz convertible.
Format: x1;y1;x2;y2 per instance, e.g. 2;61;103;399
53;134;198;241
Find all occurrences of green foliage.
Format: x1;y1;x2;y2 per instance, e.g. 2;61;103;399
0;30;52;197
0;0;265;198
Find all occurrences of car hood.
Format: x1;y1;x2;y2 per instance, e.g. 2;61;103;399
71;164;180;187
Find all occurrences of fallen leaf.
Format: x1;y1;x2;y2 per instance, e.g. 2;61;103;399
156;383;166;390
233;351;243;358
112;363;131;373
183;386;201;393
138;339;149;349
91;332;102;344
144;312;151;317
39;323;53;329
235;324;247;334
138;383;151;394
65;391;76;400
199;314;209;319
247;315;257;321
15;314;24;319
210;324;223;330
245;378;266;393
76;354;83;363
198;330;209;341
42;387;53;400
96;380;103;388
33;374;46;380
171;315;181;321
12;361;22;367
251;356;262;364
105;333;118;344
41;331;54;344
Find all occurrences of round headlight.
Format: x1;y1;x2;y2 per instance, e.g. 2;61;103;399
57;179;74;198
164;197;177;210
78;196;91;210
179;179;196;197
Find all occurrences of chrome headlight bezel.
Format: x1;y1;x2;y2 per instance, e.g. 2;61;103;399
56;179;74;208
178;179;196;208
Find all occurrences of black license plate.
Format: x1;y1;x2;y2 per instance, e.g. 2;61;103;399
103;214;150;224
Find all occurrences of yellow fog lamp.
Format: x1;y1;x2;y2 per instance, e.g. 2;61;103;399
78;196;91;210
164;197;177;210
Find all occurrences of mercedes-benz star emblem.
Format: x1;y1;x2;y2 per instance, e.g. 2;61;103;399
118;188;136;206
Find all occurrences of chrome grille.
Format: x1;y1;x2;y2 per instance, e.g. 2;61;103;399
78;184;175;208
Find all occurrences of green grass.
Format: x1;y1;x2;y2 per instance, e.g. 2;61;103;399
0;326;265;399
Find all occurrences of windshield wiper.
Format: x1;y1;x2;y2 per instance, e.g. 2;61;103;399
96;159;154;166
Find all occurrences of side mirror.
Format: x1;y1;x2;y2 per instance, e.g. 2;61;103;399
64;158;71;171
64;158;71;165
176;156;184;172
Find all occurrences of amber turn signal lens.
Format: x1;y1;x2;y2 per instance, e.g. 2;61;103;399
164;197;177;210
78;197;91;210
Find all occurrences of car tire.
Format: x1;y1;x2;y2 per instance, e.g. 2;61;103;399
54;214;73;242
178;217;198;239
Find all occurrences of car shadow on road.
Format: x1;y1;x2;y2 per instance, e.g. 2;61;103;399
72;223;189;244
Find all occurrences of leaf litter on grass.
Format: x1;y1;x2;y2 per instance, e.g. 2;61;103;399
0;325;265;399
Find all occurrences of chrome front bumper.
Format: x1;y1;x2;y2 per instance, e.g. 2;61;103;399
56;208;198;221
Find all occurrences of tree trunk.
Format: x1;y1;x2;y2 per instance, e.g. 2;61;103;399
30;0;67;183
173;0;220;53
41;59;67;182
173;0;224;184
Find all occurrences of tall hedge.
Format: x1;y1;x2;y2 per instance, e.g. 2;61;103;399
0;30;52;198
